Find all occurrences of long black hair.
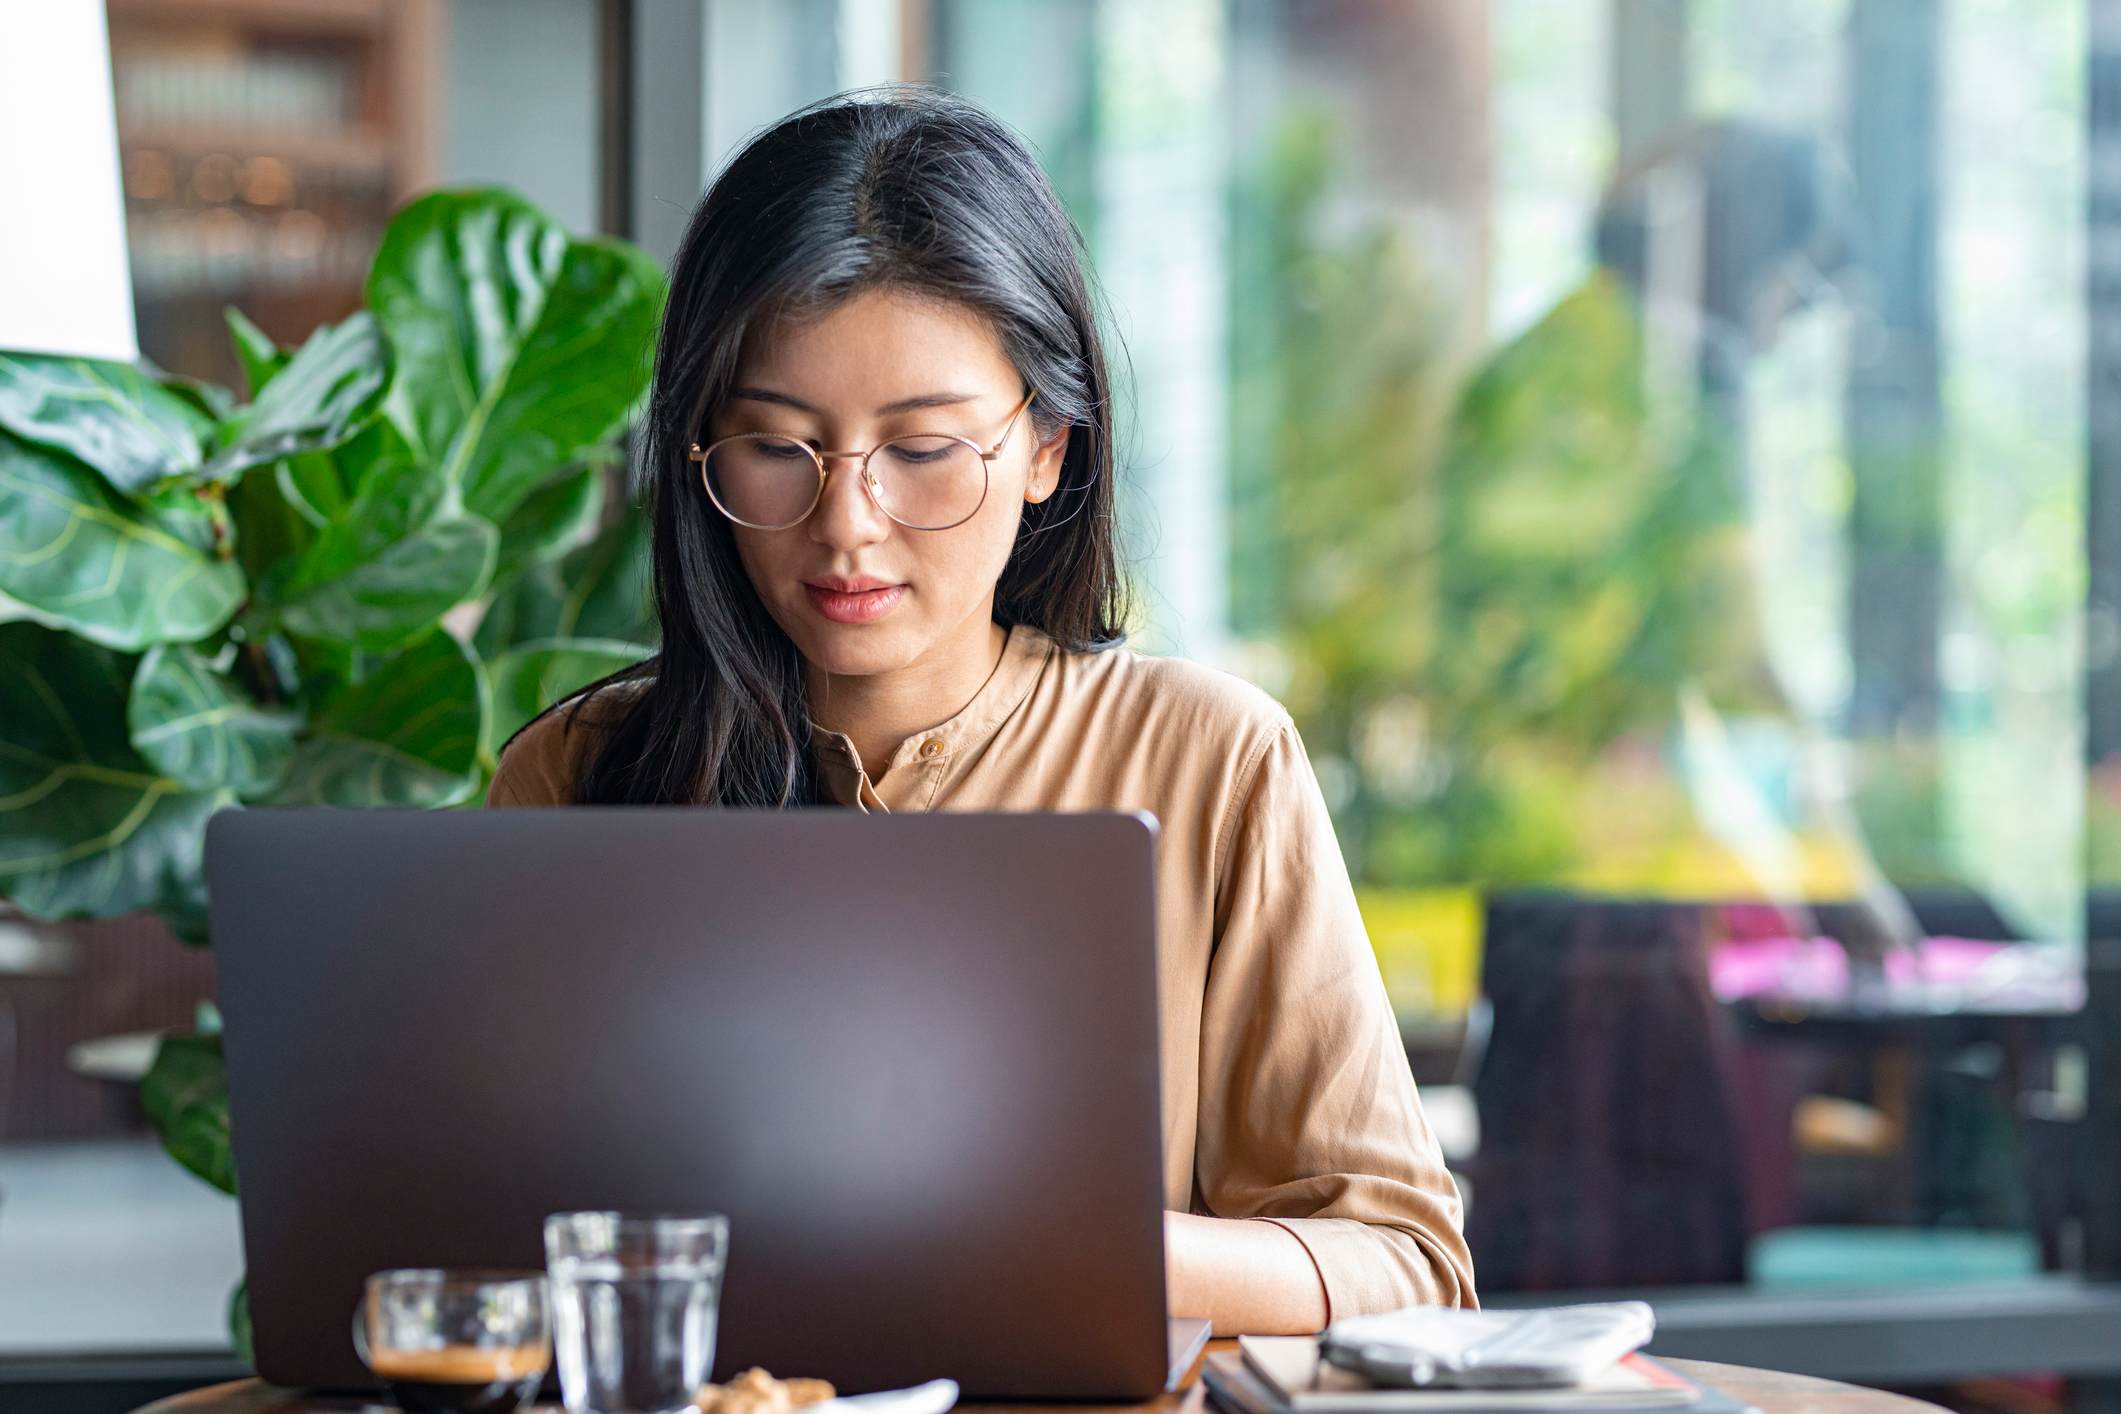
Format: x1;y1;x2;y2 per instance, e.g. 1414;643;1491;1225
543;84;1130;807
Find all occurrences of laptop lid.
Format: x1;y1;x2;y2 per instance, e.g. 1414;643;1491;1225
207;806;1168;1400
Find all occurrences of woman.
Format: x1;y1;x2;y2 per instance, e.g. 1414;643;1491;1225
488;84;1474;1332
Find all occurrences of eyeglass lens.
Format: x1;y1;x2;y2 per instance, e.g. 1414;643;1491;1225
703;435;986;530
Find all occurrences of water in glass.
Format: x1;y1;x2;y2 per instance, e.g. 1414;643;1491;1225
545;1211;729;1414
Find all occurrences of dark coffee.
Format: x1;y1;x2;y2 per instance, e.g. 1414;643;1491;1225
369;1344;550;1414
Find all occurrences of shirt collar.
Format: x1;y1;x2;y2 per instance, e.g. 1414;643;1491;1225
808;620;1054;787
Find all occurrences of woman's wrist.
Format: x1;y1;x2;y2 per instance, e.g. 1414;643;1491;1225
1165;1209;1330;1335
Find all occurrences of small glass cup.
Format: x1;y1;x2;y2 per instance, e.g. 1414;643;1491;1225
544;1210;731;1414
353;1267;552;1413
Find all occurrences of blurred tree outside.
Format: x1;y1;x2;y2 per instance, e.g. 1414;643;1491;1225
1227;106;1795;1013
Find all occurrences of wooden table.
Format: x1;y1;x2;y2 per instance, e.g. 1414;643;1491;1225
134;1345;1946;1414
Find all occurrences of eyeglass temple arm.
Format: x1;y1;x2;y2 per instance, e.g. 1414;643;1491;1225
981;388;1039;461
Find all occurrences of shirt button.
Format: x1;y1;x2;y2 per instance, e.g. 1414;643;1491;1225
919;738;944;758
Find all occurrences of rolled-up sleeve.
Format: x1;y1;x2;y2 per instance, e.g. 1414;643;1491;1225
1194;715;1477;1319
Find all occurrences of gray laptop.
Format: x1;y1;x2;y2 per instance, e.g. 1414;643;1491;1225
207;806;1200;1400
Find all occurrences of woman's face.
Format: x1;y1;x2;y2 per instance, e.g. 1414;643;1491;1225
709;287;1070;680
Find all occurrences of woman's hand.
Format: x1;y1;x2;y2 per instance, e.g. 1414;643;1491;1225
1164;1210;1330;1335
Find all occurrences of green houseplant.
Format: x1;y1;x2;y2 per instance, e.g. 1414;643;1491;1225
0;187;667;1353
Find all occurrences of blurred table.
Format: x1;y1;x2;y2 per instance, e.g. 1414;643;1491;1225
132;1349;1948;1414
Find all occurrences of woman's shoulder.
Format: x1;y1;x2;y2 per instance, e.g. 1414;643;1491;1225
1042;630;1295;757
487;676;647;807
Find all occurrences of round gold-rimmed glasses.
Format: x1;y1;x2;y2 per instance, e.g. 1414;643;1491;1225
687;386;1038;531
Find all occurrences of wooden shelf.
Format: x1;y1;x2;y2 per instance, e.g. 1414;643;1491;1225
120;122;394;176
105;0;392;39
107;0;440;385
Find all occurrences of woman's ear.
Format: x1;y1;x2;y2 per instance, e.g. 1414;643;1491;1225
1025;422;1070;504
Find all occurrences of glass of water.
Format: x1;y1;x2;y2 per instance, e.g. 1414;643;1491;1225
544;1210;731;1414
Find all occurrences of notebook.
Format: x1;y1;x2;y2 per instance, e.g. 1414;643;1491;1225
1208;1339;1760;1414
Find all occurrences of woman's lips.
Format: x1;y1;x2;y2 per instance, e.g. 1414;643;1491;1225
804;581;908;624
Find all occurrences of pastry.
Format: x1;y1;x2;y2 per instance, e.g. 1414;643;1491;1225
696;1366;837;1414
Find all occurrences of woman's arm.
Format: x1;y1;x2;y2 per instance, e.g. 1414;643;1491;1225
1190;715;1477;1326
1165;1210;1328;1334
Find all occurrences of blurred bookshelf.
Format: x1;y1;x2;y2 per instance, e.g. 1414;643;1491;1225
106;0;440;390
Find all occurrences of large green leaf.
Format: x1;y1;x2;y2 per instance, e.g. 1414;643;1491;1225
226;460;317;585
142;1032;236;1195
0;352;212;493
157;369;238;425
0;623;230;921
494;463;606;583
367;188;664;522
0;432;245;651
483;637;648;759
274;412;413;532
205;312;389;482
224;307;288;400
287;514;494;651
252;454;497;654
272;630;486;807
223;374;413;601
275;455;343;527
476;512;656;656
128;644;301;796
230;1277;253;1366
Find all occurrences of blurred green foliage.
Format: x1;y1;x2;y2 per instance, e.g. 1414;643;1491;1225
1230;108;1766;887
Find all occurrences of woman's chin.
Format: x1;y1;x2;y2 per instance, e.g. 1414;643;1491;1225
789;619;924;679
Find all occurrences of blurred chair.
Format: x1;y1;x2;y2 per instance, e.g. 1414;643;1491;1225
1464;887;2075;1295
0;906;80;1138
0;909;209;1141
2082;931;2121;1279
1465;892;1752;1291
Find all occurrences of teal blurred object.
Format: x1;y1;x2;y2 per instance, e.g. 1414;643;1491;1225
1748;1226;2042;1287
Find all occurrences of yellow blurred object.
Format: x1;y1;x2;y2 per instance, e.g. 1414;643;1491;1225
1359;887;1481;1019
1359;830;1874;1025
1567;831;1869;900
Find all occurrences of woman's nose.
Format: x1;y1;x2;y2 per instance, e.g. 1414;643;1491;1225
807;453;891;547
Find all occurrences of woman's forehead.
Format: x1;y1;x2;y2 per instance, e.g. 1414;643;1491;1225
732;286;1012;401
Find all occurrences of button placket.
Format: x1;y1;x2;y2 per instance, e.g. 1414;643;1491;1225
806;623;1054;810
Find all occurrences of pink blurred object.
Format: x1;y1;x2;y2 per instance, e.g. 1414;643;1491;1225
1710;933;1850;1001
1709;933;2083;1011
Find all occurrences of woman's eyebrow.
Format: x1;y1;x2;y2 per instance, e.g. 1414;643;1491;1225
727;386;979;415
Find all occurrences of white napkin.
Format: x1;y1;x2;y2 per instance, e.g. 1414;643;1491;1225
812;1378;960;1414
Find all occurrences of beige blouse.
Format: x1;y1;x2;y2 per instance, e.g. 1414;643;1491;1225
486;621;1477;1317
